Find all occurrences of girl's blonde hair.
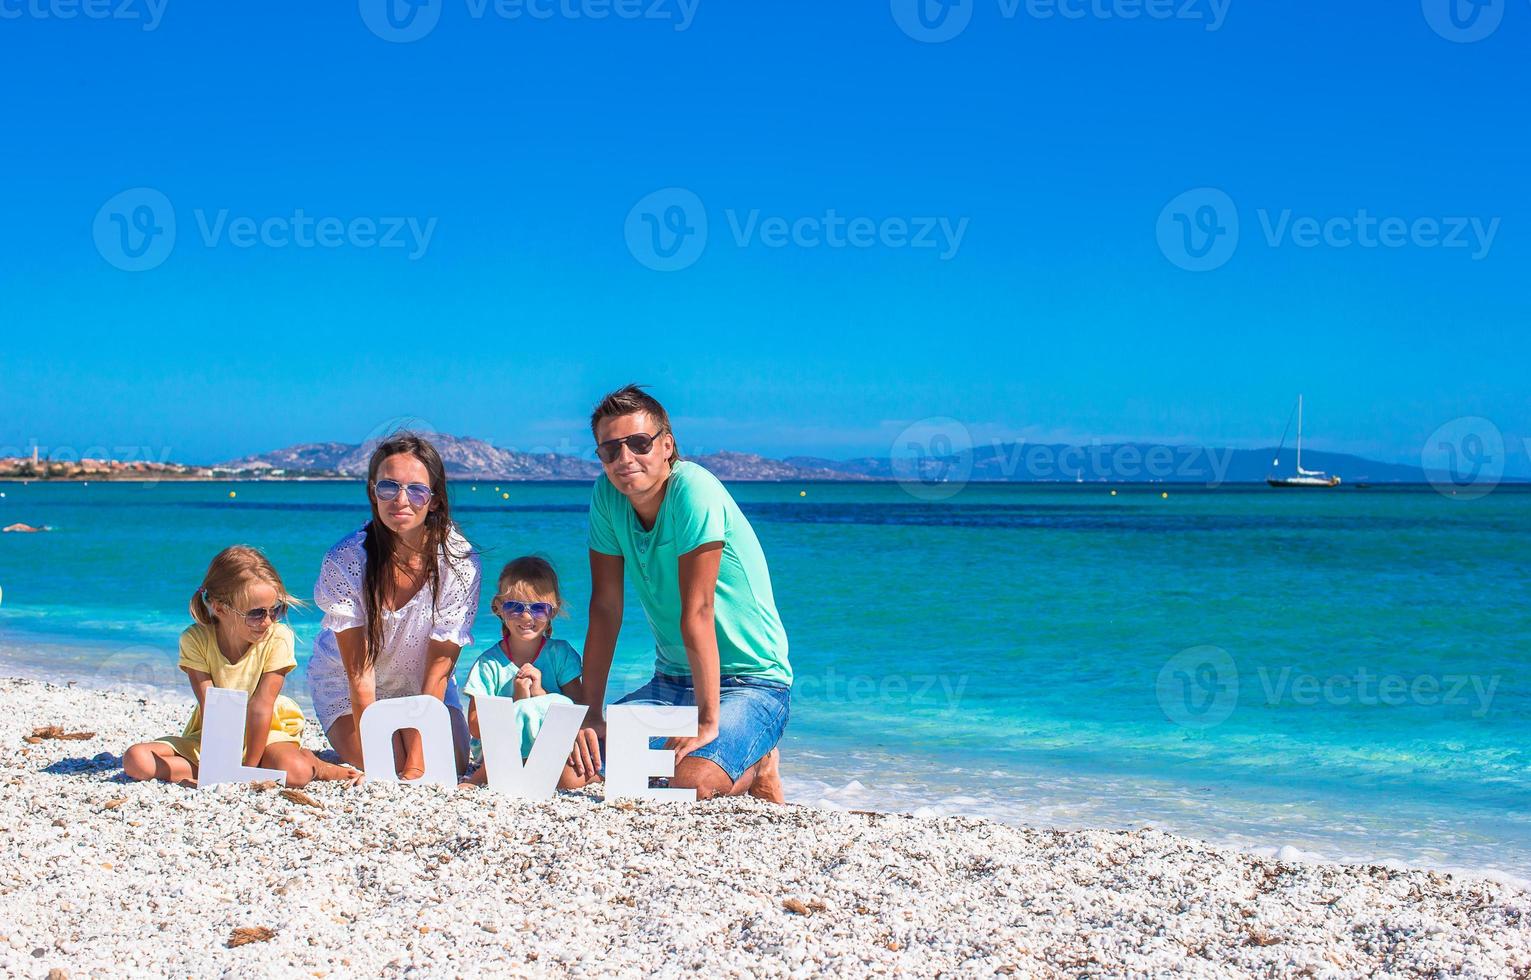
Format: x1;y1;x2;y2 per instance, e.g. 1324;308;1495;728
494;556;568;638
190;545;304;627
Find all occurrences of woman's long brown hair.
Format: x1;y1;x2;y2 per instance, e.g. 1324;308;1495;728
360;433;468;668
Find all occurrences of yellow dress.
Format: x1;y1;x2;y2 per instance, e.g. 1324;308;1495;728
154;622;305;766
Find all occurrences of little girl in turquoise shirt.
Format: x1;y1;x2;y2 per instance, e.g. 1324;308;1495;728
461;556;594;789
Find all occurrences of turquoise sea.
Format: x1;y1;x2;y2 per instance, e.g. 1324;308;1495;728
1;479;1527;884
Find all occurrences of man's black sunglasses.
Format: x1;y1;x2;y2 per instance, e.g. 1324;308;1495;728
596;431;664;464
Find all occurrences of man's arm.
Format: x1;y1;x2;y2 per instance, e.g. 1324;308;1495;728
667;541;724;762
570;550;624;777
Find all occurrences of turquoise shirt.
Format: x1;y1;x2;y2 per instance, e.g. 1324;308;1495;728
587;460;792;685
462;637;583;701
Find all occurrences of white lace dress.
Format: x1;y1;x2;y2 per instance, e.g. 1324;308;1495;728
306;524;481;732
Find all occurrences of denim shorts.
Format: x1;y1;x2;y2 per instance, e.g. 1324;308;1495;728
608;673;791;783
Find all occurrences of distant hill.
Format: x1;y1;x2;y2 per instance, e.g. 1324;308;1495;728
220;438;869;482
221;436;1436;483
221;434;601;480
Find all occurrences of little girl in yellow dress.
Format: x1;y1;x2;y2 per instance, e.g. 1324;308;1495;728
122;546;358;787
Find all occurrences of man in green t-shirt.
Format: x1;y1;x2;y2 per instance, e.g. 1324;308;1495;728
569;385;790;801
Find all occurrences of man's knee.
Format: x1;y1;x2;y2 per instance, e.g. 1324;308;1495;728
669;758;732;799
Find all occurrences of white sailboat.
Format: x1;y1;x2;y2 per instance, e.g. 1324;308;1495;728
1267;395;1341;488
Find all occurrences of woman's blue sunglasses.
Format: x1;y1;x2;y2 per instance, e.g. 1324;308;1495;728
373;479;433;507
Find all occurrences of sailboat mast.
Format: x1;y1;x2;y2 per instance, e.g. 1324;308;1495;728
1296;394;1303;471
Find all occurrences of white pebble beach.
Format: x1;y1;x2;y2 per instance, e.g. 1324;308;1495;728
3;676;1528;978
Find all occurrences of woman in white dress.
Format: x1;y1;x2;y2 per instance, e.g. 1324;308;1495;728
307;433;481;778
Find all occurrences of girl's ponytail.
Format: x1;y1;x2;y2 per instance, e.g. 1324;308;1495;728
188;588;215;626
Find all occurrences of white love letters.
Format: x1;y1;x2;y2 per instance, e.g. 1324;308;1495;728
194;688;700;803
196;687;288;788
605;704;698;803
474;695;587;799
358;695;458;787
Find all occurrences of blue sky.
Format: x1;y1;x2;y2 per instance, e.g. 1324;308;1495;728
1;1;1526;466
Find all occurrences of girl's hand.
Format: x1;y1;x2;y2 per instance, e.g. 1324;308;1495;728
512;663;541;700
664;720;720;764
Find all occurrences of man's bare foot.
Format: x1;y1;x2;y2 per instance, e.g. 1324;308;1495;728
747;748;784;804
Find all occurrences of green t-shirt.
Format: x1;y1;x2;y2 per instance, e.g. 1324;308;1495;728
462;638;583;701
587;460;792;685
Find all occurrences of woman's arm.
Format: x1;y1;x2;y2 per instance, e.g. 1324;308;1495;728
402;638;462;776
242;669;288;767
670;541;724;762
335;627;376;722
423;639;461;701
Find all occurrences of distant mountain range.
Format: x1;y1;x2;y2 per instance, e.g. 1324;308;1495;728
219;435;1444;484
